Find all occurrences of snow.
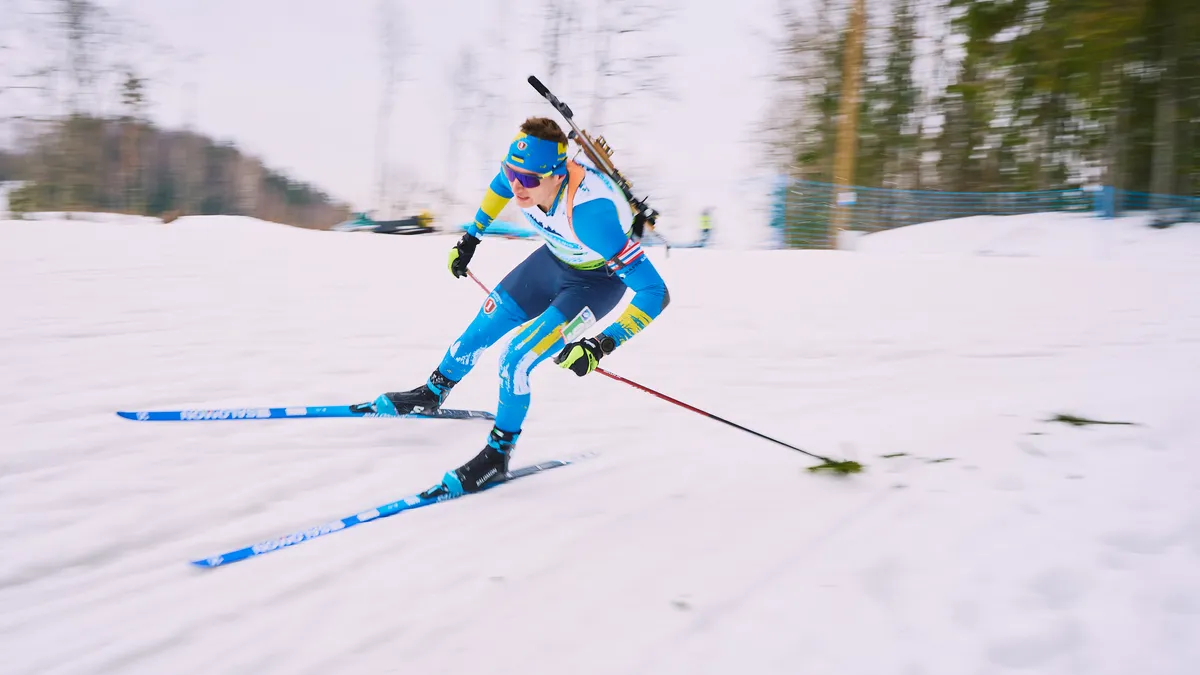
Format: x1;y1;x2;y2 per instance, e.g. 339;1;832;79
14;212;166;227
856;211;1200;262
2;213;1199;674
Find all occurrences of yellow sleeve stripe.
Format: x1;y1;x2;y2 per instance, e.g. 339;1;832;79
480;188;509;221
612;305;653;340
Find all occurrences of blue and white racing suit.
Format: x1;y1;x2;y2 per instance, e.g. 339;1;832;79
436;159;670;433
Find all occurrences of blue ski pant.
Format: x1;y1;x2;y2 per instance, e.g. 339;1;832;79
436;245;628;433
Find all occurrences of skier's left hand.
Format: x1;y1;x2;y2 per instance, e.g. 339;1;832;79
554;336;614;377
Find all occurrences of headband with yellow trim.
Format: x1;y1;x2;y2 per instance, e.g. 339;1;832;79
505;132;568;176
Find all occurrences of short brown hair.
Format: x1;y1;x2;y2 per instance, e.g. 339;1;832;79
520;116;568;145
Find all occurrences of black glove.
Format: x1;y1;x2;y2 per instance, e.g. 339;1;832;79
448;233;480;278
553;335;615;376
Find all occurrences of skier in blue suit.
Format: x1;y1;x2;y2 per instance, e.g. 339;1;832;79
367;116;670;496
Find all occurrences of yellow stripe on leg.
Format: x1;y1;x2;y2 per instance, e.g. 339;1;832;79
531;323;566;355
511;319;542;351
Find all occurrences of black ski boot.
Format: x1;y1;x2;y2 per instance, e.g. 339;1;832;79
352;369;457;416
440;427;519;497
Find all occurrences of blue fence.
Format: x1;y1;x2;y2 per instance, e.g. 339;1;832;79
768;179;1200;248
771;179;1095;249
1113;189;1200;227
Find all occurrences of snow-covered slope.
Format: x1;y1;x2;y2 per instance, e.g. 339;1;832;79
857;211;1200;262
2;214;1198;674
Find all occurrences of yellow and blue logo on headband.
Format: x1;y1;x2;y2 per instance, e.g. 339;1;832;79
506;132;568;175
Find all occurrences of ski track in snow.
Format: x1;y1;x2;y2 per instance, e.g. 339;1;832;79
2;214;1199;674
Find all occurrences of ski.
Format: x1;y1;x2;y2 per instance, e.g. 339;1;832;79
191;459;574;568
116;405;494;422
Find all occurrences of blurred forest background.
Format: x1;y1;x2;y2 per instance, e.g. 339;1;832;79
1;0;1197;230
0;0;351;228
764;0;1200;197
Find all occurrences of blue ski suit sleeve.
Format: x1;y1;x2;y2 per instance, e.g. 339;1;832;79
570;199;669;349
467;170;515;238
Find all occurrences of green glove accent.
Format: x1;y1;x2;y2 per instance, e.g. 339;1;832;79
553;336;614;377
448;233;480;278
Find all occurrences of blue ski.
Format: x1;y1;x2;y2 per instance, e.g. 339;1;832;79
116;405;494;422
190;459;573;568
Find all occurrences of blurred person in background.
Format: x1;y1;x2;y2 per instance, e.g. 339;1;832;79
698;207;714;247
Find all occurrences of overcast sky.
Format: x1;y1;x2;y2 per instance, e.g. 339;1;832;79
4;0;791;244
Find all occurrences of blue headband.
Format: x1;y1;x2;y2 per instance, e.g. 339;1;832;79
505;132;568;176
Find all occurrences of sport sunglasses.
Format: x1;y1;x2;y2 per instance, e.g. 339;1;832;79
502;162;558;189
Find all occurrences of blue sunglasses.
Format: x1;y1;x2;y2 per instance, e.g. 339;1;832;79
502;162;561;188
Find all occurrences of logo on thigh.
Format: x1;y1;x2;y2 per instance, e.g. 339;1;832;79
483;293;498;315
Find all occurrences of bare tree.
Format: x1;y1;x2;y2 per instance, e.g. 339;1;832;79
61;0;106;115
447;46;481;210
0;1;39;122
375;0;403;218
3;0;144;125
759;0;823;172
588;0;677;131
1;1;66;140
543;0;579;94
117;67;145;211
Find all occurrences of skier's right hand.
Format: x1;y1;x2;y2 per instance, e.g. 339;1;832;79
448;233;480;278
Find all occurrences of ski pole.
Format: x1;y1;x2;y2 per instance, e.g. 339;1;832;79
464;270;863;475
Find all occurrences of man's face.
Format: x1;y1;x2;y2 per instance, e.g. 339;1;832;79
505;163;565;208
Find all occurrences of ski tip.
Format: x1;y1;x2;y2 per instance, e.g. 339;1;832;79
116;411;140;420
190;556;223;569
